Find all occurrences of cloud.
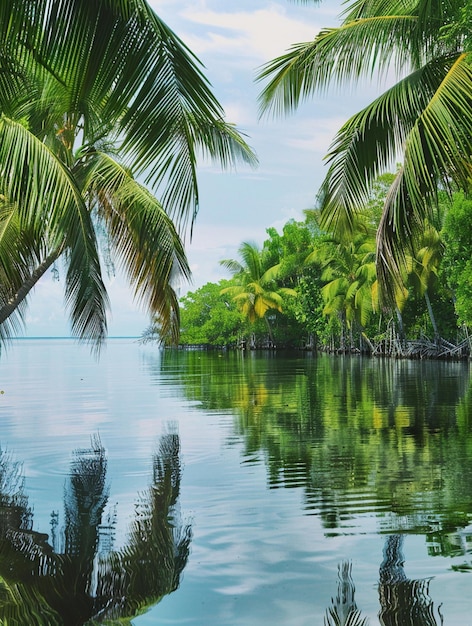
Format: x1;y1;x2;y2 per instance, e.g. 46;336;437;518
158;3;324;65
219;100;255;127
182;221;269;293
183;5;320;62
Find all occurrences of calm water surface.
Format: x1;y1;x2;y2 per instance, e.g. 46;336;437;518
0;339;471;624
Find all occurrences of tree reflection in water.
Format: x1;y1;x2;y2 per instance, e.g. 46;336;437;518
324;561;368;626
326;535;445;626
0;431;191;624
379;535;443;626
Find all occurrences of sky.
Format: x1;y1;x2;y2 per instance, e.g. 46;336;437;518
23;0;384;338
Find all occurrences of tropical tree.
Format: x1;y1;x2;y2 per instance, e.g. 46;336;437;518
257;0;472;303
220;241;297;346
142;279;244;347
307;224;378;350
405;219;445;340
441;193;472;328
261;221;325;347
0;0;256;348
0;432;191;623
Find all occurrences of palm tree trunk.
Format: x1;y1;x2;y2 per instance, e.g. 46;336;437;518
0;246;64;325
395;307;405;344
264;315;274;346
424;290;439;341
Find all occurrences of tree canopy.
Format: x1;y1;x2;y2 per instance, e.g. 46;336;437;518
0;0;256;348
257;0;472;304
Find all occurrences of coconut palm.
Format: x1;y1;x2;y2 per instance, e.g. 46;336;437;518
307;225;378;350
0;432;191;624
257;0;472;303
405;219;445;340
220;241;297;345
0;0;256;348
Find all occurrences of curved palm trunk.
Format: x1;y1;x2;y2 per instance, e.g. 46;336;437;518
0;246;64;325
424;290;439;341
395;307;405;343
264;315;274;346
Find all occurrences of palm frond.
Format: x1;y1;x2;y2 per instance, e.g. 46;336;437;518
317;53;464;232
0;116;109;346
1;0;256;234
220;259;245;275
257;14;422;117
64;244;109;350
376;53;472;302
85;152;190;342
261;262;282;284
0;116;83;231
0;217;60;343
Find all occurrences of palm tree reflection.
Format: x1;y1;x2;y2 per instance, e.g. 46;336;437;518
324;561;368;626
326;535;446;626
0;432;191;624
379;535;443;626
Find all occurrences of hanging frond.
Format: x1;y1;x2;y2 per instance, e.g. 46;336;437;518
85;152;190;342
258;14;423;117
259;0;472;303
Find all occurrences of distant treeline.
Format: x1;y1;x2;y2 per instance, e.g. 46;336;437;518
144;182;472;360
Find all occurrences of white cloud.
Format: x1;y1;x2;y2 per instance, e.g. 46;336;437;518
219;100;255;127
167;4;323;64
150;0;326;65
182;221;269;293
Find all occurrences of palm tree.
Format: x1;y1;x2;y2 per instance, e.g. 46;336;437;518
0;432;191;624
257;0;472;303
307;225;378;350
220;241;297;346
405;219;445;340
0;0;256;348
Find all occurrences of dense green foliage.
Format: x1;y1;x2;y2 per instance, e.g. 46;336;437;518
220;241;297;346
178;280;244;346
0;1;255;348
258;0;472;305
441;194;472;328
150;181;470;354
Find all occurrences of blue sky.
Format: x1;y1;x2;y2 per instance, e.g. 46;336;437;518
24;0;382;338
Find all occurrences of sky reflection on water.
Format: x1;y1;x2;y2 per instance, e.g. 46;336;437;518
0;340;470;624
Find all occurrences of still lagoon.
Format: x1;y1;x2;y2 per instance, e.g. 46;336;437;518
0;338;470;624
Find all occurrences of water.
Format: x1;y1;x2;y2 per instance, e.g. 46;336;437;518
0;339;470;624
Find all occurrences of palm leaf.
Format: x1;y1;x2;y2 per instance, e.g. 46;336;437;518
317;53;465;232
257;14;421;117
0;203;30;342
0;116;109;346
1;0;256;234
376;53;472;302
85;152;190;342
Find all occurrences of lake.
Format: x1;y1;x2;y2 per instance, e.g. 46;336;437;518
0;339;470;624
